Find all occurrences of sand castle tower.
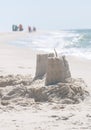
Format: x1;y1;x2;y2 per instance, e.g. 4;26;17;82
35;51;71;85
35;53;54;79
45;55;71;85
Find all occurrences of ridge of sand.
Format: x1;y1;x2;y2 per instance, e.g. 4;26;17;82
0;31;91;130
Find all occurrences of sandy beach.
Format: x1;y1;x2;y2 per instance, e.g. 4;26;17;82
0;31;91;130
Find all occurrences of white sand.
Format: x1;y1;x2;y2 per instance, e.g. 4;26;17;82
67;56;91;88
0;32;37;76
0;31;91;130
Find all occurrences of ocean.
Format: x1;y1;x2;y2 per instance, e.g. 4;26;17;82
11;29;91;60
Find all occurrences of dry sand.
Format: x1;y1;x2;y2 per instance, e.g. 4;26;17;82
0;31;91;130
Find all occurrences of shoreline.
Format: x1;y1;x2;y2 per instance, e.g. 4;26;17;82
0;31;90;86
0;31;91;84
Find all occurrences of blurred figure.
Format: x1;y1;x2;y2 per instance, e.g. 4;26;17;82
12;25;18;31
12;24;15;31
19;24;23;31
33;27;36;32
28;26;31;32
15;25;18;31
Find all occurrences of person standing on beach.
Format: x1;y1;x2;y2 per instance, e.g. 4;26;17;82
12;25;18;31
19;24;23;31
33;27;36;31
28;26;31;32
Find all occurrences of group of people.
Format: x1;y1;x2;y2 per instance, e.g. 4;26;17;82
28;26;36;32
12;24;36;32
12;24;23;31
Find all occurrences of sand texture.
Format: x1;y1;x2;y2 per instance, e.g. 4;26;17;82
0;31;91;130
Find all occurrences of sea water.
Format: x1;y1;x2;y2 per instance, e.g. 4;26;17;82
11;29;91;60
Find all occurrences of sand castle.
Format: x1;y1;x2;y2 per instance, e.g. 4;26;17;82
33;52;89;103
35;52;71;85
0;52;89;106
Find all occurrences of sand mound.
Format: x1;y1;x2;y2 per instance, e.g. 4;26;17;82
28;77;89;104
0;75;32;87
0;53;89;106
0;75;89;106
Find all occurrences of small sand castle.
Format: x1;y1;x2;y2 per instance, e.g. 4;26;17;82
35;50;71;85
33;51;89;103
0;51;89;106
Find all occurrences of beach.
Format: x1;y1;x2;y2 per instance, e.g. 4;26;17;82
0;31;91;130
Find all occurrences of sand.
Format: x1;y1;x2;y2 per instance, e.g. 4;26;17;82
0;31;91;130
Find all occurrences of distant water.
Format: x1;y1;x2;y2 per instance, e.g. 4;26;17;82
10;29;91;60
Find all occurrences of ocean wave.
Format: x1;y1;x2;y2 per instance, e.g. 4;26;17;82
10;30;91;60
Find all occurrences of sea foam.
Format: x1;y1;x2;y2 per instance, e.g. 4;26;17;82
10;29;91;60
